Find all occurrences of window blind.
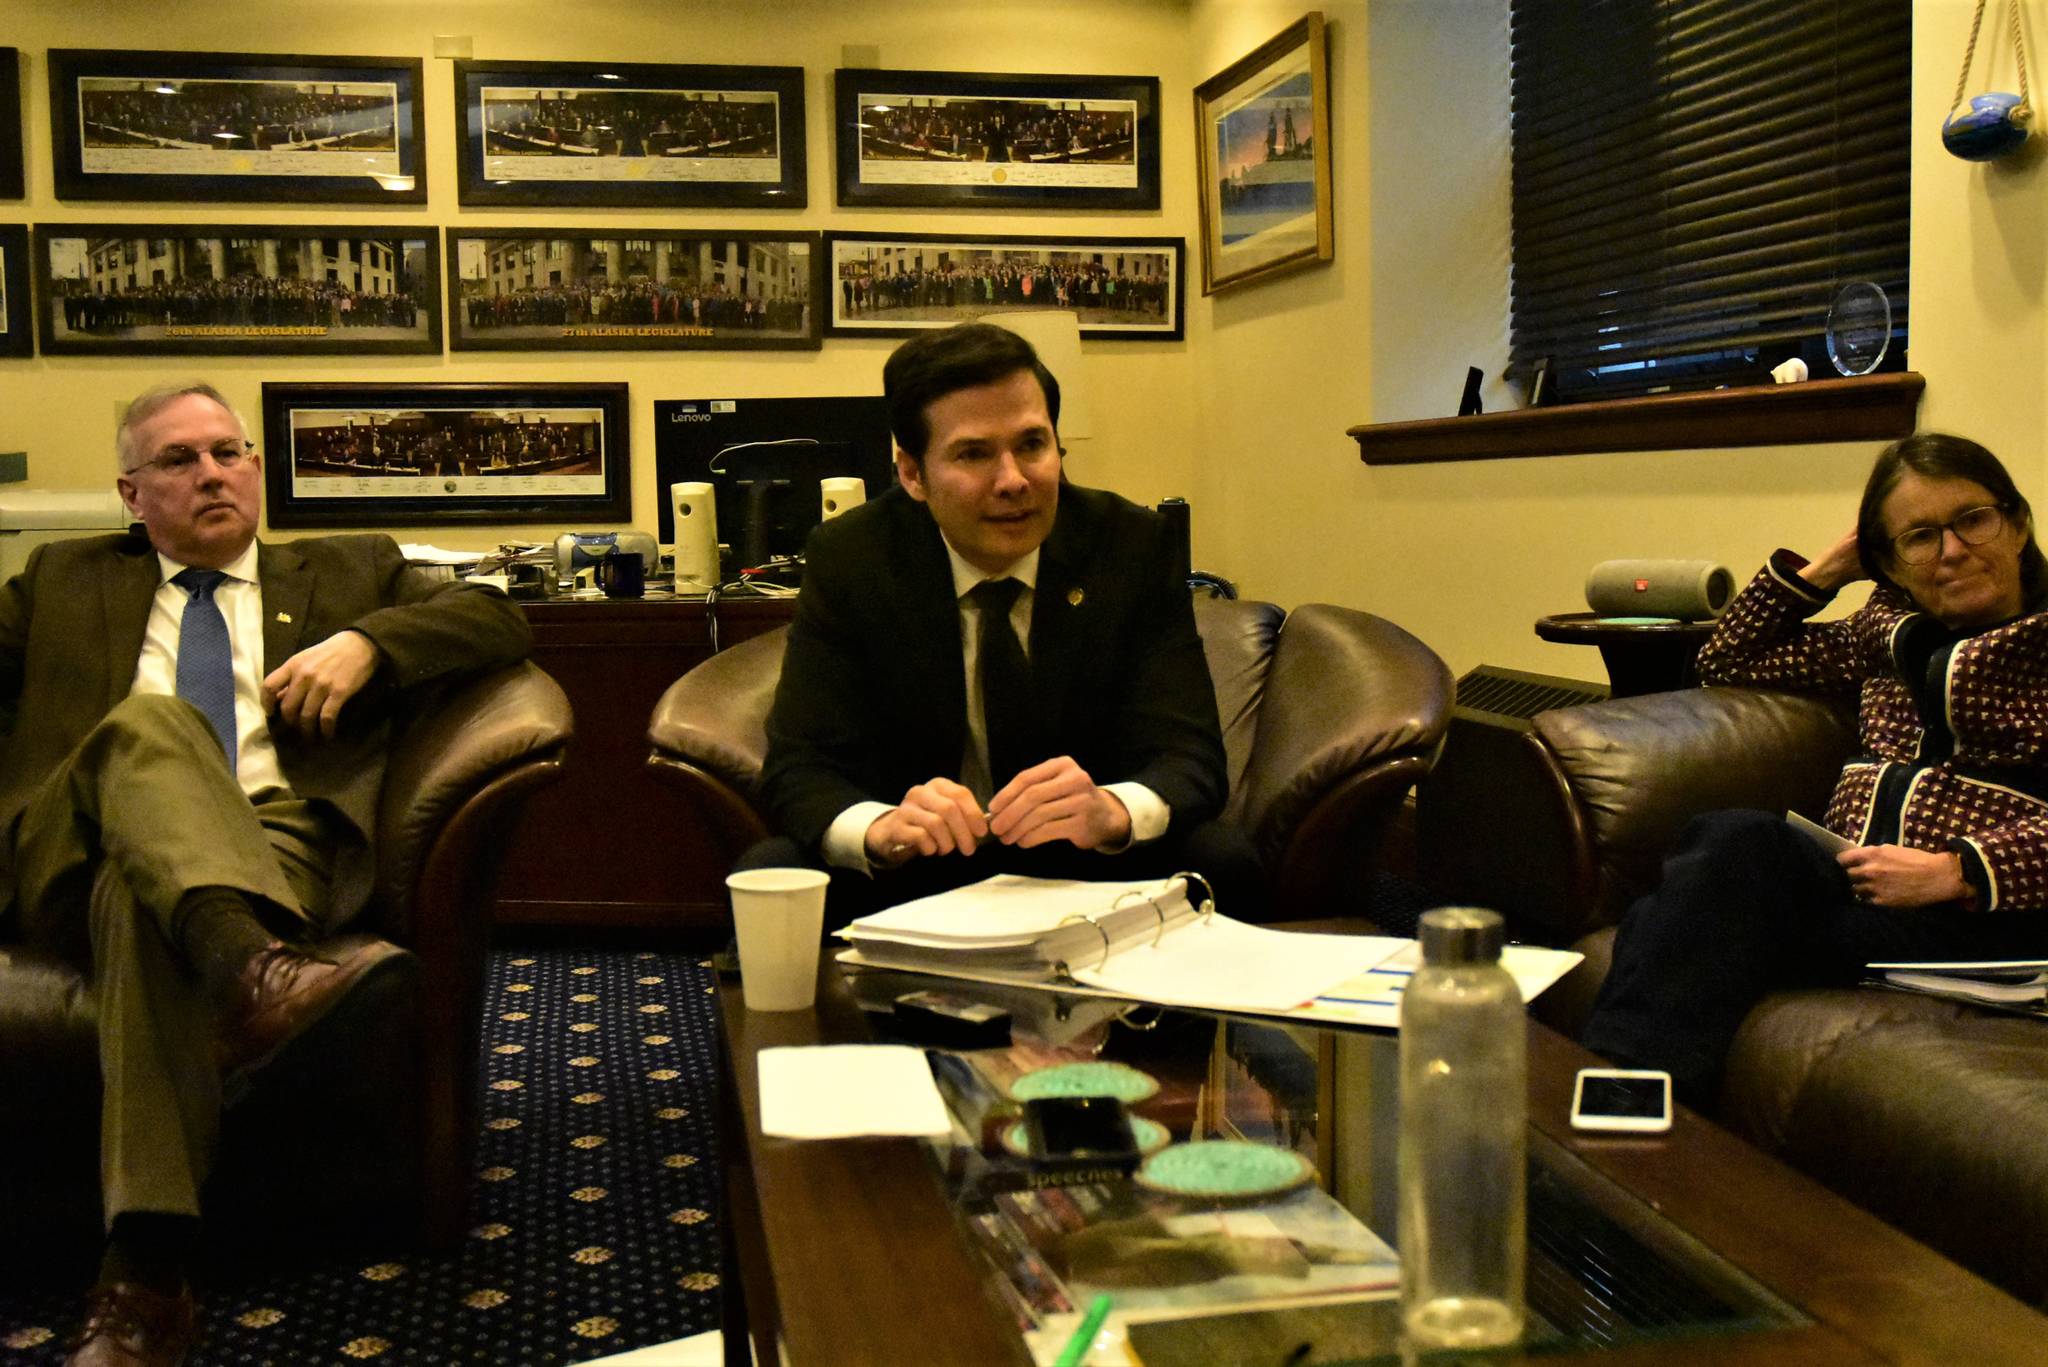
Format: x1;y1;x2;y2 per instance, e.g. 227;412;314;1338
1508;0;1910;401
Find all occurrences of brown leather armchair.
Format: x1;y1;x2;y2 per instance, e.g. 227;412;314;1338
646;599;1453;921
1511;686;2048;1305
0;662;573;1270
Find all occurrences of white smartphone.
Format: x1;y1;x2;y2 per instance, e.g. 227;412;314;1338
1570;1068;1673;1134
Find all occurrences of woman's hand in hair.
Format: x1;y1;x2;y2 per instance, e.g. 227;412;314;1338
1801;528;1866;593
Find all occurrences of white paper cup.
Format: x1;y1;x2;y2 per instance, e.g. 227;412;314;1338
726;868;830;1011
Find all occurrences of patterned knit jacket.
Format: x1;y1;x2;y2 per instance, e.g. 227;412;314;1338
1696;549;2048;912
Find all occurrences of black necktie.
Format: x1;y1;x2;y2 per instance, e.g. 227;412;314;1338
172;567;237;773
969;577;1035;789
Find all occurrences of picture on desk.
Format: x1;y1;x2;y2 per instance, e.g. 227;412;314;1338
262;381;631;529
34;224;441;356
445;227;823;352
47;49;427;204
825;231;1184;340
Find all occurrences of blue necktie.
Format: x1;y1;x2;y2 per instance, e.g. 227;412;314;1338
172;567;237;773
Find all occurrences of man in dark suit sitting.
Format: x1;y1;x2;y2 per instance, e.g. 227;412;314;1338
750;322;1259;920
2;381;531;1365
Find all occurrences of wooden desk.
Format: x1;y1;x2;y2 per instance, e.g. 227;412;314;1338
492;594;793;930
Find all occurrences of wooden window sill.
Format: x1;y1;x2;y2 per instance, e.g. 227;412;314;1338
1348;373;1924;466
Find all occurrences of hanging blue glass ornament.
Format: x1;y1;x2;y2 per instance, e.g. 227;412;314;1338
1944;92;2033;161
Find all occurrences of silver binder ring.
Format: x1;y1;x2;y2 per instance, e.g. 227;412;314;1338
1173;871;1217;922
1058;912;1114;973
1111;889;1172;948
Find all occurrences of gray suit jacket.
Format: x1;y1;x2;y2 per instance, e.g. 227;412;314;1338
0;529;532;919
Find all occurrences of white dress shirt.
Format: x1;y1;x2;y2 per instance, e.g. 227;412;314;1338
821;538;1169;873
128;542;288;798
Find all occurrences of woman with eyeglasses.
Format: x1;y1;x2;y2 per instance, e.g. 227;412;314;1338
1583;432;2048;1101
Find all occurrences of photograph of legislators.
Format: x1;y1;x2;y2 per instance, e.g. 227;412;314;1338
826;232;1183;339
0;226;26;358
833;68;1158;209
446;228;821;351
47;49;425;202
455;60;805;207
263;381;631;528
34;224;441;355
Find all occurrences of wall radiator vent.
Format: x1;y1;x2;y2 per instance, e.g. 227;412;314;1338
1452;665;1609;726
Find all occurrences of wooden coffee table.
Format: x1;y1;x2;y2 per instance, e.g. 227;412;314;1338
714;954;2046;1366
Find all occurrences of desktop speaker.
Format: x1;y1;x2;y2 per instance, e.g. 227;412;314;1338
1584;559;1734;621
670;481;720;592
820;476;866;522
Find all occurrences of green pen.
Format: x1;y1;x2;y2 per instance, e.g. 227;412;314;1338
1053;1293;1112;1367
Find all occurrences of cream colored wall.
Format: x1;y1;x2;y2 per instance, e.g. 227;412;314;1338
1188;0;2048;681
0;0;1202;550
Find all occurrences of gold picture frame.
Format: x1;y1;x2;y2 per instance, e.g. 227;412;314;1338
1193;12;1333;295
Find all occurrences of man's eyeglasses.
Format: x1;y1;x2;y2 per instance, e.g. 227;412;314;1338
124;440;254;479
1890;505;2007;565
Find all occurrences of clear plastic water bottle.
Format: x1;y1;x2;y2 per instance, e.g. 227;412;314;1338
1399;906;1526;1349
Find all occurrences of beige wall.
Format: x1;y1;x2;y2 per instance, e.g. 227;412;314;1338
0;0;1202;548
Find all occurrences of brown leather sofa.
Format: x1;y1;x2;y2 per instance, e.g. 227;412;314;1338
1504;685;2048;1305
0;662;573;1273
646;598;1454;922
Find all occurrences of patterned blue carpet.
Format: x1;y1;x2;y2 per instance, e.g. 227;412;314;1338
0;946;725;1365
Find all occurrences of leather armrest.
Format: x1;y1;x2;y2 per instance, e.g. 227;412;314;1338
1230;604;1453;865
647;627;788;796
1531;687;1854;928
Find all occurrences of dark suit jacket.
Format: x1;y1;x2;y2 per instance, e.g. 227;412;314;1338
761;482;1227;855
0;529;532;919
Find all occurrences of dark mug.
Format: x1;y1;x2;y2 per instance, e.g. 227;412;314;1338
596;552;646;599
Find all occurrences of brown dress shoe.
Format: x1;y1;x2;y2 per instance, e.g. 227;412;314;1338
65;1280;197;1366
215;938;411;1081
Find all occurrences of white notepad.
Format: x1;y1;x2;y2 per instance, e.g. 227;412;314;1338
757;1044;953;1140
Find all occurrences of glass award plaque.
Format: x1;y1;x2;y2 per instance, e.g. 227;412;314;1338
1825;282;1892;377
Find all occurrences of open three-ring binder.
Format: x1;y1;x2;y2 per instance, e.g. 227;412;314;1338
835;873;1579;1022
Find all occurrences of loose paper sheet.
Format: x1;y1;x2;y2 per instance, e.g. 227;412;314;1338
757;1044;953;1140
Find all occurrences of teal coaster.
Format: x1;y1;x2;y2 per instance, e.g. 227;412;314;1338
1009;1061;1159;1104
1135;1140;1316;1200
1595;615;1681;625
1001;1114;1171;1158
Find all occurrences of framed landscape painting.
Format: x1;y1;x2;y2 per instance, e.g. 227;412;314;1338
825;232;1183;341
35;224;441;356
834;68;1159;210
1193;13;1333;294
446;227;821;351
454;59;805;207
47;49;426;203
262;382;631;529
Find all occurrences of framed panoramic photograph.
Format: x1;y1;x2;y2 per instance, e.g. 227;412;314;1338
824;232;1184;341
262;382;631;529
46;48;426;204
833;68;1160;210
446;227;821;351
34;224;442;356
1193;12;1333;295
454;59;805;208
0;225;31;358
0;49;23;200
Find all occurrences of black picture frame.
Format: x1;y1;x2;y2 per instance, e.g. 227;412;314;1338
833;67;1160;210
34;224;442;356
47;48;426;204
454;59;806;208
0;225;32;358
446;227;822;351
0;49;24;201
263;382;631;529
824;231;1185;341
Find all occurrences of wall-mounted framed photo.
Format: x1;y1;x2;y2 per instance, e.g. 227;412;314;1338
446;227;821;351
1193;12;1333;295
34;224;442;356
454;59;805;208
833;68;1159;210
824;231;1184;341
0;49;24;200
47;49;426;204
0;225;31;358
262;382;631;529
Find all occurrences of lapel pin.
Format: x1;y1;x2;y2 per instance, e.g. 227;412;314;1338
1067;587;1084;606
275;611;293;624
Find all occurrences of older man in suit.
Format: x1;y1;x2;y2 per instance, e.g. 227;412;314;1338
752;323;1259;921
3;382;530;1366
